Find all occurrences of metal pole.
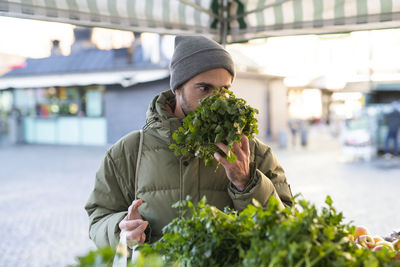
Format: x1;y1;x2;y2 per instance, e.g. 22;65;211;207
221;0;228;46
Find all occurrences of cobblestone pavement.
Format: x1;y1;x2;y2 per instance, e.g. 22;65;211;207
0;144;106;267
1;127;399;266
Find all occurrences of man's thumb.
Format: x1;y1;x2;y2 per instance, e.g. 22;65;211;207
127;199;143;220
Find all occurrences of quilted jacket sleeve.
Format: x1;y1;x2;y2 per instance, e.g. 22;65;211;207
228;139;293;212
84;140;136;248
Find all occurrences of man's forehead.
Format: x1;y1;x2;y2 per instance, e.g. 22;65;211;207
192;74;232;86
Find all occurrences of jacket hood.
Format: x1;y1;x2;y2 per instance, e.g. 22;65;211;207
144;90;182;140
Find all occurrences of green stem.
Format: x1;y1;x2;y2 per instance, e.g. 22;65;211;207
309;244;338;267
294;257;305;267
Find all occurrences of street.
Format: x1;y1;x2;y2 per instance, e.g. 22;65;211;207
0;145;103;267
0;126;399;266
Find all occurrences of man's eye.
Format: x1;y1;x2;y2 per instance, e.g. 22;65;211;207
199;86;211;92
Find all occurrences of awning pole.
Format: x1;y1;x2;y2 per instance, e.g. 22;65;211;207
221;0;229;46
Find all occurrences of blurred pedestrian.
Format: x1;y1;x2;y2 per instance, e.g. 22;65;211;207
288;118;299;147
300;120;308;147
8;107;22;145
384;101;400;157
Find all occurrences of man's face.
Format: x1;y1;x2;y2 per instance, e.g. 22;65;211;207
175;68;232;117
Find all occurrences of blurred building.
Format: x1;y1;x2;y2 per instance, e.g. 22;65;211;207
0;54;26;76
284;72;400;155
228;47;288;143
0;28;170;145
232;71;287;142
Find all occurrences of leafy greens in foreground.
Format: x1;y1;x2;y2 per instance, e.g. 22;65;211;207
139;196;399;267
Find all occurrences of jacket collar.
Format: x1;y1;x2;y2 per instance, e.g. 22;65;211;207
145;90;182;142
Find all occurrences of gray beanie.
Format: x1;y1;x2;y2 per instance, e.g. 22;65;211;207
169;35;235;93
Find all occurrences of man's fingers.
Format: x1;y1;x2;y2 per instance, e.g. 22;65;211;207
128;232;146;248
128;199;142;214
121;200;147;246
127;199;143;220
119;219;144;231
214;152;230;166
241;135;250;154
133;220;148;235
215;142;228;154
216;136;249;159
126;221;148;242
233;136;250;160
232;141;242;155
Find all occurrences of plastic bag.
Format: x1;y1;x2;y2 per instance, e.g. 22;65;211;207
112;231;141;267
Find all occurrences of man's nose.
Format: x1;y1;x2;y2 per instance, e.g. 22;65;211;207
209;88;222;96
207;90;216;97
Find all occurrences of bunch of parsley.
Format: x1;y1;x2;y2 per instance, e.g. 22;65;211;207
140;196;399;267
169;88;258;166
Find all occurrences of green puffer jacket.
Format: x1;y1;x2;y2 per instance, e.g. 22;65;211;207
85;90;293;248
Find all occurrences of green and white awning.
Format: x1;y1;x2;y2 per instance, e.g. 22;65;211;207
0;0;399;43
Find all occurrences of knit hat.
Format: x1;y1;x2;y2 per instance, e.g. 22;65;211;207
169;35;235;93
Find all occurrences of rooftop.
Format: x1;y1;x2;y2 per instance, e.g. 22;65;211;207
3;47;168;77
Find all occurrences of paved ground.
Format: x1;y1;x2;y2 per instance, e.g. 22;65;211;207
0;126;399;266
0;144;106;267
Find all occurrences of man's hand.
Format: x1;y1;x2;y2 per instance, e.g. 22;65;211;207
119;199;148;248
214;135;250;191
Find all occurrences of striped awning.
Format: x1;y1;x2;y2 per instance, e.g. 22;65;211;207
0;0;399;44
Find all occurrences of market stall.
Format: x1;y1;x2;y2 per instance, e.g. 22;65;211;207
1;1;399;266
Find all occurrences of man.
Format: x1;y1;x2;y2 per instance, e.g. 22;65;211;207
85;35;293;248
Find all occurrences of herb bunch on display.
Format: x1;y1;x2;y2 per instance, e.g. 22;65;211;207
169;88;259;165
139;196;400;267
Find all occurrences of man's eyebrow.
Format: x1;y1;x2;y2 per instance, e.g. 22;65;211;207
195;82;214;88
195;82;231;88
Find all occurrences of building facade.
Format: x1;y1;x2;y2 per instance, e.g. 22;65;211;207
0;29;170;146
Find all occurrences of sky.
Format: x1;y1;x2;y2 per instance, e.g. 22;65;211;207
0;16;75;58
0;16;136;58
